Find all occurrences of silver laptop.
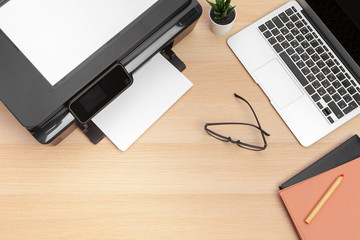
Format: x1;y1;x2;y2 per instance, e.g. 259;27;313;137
228;0;360;147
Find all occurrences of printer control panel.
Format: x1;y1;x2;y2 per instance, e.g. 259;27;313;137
69;64;133;124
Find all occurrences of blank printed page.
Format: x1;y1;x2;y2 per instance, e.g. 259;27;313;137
0;0;157;85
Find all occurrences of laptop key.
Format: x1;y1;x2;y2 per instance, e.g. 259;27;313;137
320;53;330;61
338;73;346;81
268;37;277;45
311;66;320;74
342;79;351;88
326;59;335;67
343;101;358;114
348;86;356;95
265;20;275;29
258;24;267;32
306;59;315;67
291;54;300;62
310;39;319;47
300;27;309;35
290;40;299;48
316;73;325;81
276;34;285;42
317;87;326;96
306;47;315;55
281;41;290;49
285;33;294;41
285;8;294;16
344;94;352;103
353;93;360;105
272;16;284;28
311;93;321;102
295;34;305;42
300;53;309;61
327;73;336;81
323;94;331;103
290;14;299;22
279;12;290;23
312;80;321;89
315;46;324;54
295;46;304;54
338;87;347;95
328;116;334;123
286;47;295;55
317;102;323;109
333;81;341;89
301;41;310;49
311;54;320;62
321;79;330;88
307;73;316;82
263;31;272;38
305;85;316;95
280;52;309;86
280;27;289;35
305;33;314;41
331;66;340;74
332;93;341;102
271;28;280;36
338;100;346;109
327;86;336;95
328;101;344;119
291;28;300;36
316;60;325;68
295;20;304;28
322;67;331;75
301;67;310;75
273;43;283;53
296;60;305;68
286;21;295;29
322;107;332;116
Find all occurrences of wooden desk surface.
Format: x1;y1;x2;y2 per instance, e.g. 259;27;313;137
1;1;359;239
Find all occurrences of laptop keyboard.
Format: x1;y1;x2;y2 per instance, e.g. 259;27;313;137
258;6;360;124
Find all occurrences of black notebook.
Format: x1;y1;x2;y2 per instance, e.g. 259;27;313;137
280;135;360;189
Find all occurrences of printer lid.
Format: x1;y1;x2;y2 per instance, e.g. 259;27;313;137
0;0;190;129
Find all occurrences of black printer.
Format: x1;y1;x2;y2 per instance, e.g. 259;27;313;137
0;0;202;144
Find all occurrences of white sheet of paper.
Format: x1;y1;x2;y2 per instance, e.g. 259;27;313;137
92;53;193;151
0;0;157;85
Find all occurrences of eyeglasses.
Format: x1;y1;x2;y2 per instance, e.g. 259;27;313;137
204;93;270;151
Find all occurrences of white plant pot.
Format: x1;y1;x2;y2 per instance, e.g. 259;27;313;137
209;7;237;36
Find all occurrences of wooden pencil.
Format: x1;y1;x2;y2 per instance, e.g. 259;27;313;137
305;174;344;224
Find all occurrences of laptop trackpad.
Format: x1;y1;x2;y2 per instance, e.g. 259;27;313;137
254;59;303;109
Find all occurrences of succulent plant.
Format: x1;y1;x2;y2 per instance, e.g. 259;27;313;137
206;0;236;20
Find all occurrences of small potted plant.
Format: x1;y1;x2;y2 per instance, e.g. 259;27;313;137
207;0;236;36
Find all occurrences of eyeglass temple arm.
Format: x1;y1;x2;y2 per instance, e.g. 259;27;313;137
233;93;269;136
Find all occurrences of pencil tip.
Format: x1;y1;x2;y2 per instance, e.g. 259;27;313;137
341;174;344;177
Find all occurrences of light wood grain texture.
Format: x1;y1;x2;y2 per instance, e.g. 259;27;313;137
1;0;359;239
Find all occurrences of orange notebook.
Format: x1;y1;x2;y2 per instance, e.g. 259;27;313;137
279;157;360;240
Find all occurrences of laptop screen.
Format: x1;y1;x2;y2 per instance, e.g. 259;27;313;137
0;0;158;86
306;0;360;66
